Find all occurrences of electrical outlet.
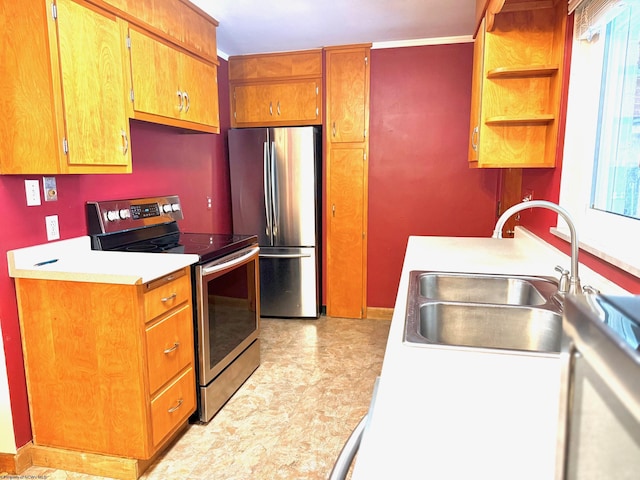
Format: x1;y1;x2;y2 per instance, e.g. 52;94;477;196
45;215;60;241
25;180;41;206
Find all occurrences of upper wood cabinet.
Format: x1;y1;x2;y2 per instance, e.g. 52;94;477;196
229;50;323;127
0;0;132;174
469;0;568;168
96;0;219;64
0;0;219;175
129;27;220;133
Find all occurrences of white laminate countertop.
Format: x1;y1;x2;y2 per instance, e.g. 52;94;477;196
7;236;199;285
351;228;628;480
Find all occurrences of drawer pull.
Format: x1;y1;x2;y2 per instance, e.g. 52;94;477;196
161;293;177;303
167;398;184;413
163;342;180;354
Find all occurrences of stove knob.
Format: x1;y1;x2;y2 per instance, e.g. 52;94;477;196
171;203;181;212
119;209;130;219
162;204;172;213
106;210;119;221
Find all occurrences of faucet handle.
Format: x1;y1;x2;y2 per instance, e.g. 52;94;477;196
555;265;570;294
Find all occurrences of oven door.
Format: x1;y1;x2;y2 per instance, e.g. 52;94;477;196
195;245;260;387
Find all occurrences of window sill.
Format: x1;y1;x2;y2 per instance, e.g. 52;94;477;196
550;227;640;279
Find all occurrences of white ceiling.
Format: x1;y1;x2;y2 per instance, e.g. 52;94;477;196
190;0;476;58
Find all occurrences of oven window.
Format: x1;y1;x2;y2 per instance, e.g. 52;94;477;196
206;261;258;369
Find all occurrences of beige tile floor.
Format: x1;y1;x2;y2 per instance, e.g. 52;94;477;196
16;316;391;480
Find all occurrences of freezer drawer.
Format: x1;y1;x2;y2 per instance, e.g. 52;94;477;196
259;247;319;318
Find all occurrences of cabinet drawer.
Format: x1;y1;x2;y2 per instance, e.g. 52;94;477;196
144;271;191;321
145;304;194;394
151;367;196;447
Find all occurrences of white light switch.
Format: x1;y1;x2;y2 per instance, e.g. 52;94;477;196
25;180;41;206
45;215;60;241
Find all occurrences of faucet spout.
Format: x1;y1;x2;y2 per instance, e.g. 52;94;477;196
492;200;582;295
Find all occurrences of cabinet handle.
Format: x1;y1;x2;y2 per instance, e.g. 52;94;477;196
161;293;177;303
121;130;128;155
167;398;184;413
177;90;183;111
471;125;479;151
183;91;190;113
269;101;273;116
277;100;281;116
332;121;336;137
163;342;180;354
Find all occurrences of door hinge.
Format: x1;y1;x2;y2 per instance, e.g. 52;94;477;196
364;129;367;138
51;2;57;19
62;137;68;154
130;89;134;102
316;107;319;117
316;86;319;95
363;152;367;161
365;56;368;65
234;111;237;119
126;35;131;49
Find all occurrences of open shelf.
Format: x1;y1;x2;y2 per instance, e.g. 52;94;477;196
485;114;555;125
487;64;559;78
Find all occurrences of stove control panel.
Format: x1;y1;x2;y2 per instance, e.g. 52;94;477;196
87;195;183;235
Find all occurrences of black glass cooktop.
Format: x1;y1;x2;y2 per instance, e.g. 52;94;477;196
92;222;257;263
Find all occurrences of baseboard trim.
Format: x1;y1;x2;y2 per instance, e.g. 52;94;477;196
0;442;33;474
366;307;394;320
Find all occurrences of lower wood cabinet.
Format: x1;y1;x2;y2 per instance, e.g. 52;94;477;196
14;267;195;475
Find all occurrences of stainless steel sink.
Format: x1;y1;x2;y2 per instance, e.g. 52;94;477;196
413;302;562;352
404;271;562;355
418;272;556;306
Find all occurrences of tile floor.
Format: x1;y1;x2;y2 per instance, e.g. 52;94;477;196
16;316;391;480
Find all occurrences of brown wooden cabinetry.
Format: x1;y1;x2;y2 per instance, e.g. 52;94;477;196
14;267;196;477
229;50;322;127
0;0;219;175
129;27;220;133
469;0;567;168
0;0;132;174
325;45;370;319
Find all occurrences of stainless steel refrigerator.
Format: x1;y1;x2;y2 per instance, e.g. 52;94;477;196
228;126;321;318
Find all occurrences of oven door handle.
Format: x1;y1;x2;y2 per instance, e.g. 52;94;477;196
260;253;311;259
201;246;259;276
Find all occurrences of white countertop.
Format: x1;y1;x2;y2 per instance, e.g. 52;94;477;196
352;228;628;480
7;236;199;285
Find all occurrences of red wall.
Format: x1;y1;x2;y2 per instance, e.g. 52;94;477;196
0;59;232;447
367;44;500;307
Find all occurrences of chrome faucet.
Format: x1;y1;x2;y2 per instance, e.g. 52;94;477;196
492;200;582;295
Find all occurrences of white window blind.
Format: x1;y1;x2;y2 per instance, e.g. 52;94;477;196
570;0;625;40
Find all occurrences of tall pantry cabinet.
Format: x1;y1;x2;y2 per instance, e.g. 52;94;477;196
325;45;371;319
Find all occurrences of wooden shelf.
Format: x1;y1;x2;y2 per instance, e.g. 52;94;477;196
487;64;559;78
485;114;555;125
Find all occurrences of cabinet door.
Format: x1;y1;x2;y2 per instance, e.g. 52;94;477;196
180;55;219;128
468;18;485;165
273;81;320;123
129;28;182;120
232;83;273;124
57;0;131;170
326;49;369;143
327;148;366;318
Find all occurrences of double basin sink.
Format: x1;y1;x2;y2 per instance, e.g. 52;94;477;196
404;271;563;355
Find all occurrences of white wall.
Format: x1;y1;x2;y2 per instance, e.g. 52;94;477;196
0;321;17;454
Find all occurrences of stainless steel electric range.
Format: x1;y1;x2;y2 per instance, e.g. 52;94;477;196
87;195;260;423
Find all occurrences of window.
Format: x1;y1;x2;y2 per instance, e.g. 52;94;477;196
558;0;640;277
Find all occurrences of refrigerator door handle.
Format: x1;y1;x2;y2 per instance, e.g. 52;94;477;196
260;253;312;259
263;141;272;239
270;141;279;238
